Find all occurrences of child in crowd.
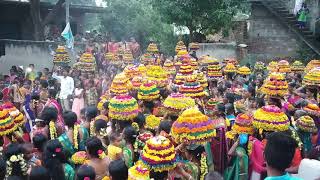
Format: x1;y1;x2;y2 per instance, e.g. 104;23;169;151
107;132;123;161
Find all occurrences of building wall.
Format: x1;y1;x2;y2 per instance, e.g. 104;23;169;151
197;43;237;60
247;3;310;60
0;40;85;74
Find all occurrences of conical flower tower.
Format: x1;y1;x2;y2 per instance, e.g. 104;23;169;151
237;66;251;76
110;73;131;95
179;75;205;99
78;52;96;72
141;53;154;65
173;62;194;87
207;61;222;80
163;60;176;75
197;72;208;88
291;61;304;73
260;73;288;97
189;42;200;51
146;65;168;88
277;60;291;73
303;67;320;86
175;41;186;54
123;49;134;64
267;61;278;72
163;93;195;115
147;43;159;53
306;60;320;72
53;45;70;66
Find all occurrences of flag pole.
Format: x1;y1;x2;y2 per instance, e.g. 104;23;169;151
66;0;70;24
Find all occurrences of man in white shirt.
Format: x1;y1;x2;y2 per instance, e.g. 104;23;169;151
53;69;74;111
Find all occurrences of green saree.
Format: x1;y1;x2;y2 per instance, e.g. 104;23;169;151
64;163;75;180
58;127;89;158
224;147;248;180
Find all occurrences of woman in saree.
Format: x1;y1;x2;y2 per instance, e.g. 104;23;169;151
58;111;89;159
43;139;75;180
122;126;137;168
45;89;64;126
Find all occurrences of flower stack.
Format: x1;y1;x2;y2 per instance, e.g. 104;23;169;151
305;60;320;72
253;105;289;132
205;98;219;117
110;73;130;95
141;136;176;172
163;60;176;75
232;113;254;135
303;103;320;117
2;102;25;127
128;163;150;180
105;52;115;62
138;64;147;75
207;61;223;80
163;93;195;115
146;66;168;88
145;115;161;130
135;132;154;150
171;108;216;144
175;41;186;53
224;63;237;73
254;61;266;72
173;73;186;87
141;53;154;65
97;98;108;111
147;43;159;53
237;66;251;75
296;116;317;133
277;60;291;73
197;72;208;88
179;76;205;99
124;49;134;63
177;50;189;59
178;62;194;75
138;83;160;101
78;52;96;72
291;61;304;73
260;73;288;97
131;76;144;90
199;55;218;66
190;58;199;70
108;95;139;121
303;67;320;86
267;61;278;72
53;46;70;65
124;65;140;79
71;151;88;165
189;42;200;51
0;106;17;136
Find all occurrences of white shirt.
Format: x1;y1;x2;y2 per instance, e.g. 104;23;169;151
53;73;74;99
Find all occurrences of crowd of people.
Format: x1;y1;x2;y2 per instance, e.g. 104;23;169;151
0;39;320;180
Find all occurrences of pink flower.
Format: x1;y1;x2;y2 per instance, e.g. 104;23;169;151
55;148;61;153
97;149;103;155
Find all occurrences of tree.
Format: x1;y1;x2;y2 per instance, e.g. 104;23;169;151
150;0;247;41
100;0;177;55
30;0;66;40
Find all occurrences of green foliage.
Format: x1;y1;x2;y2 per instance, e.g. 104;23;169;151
100;0;177;55
150;0;248;40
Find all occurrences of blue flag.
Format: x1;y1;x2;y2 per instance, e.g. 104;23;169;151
61;22;74;49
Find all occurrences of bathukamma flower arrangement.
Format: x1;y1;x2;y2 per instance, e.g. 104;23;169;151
296;116;317;133
146;65;168;88
190;58;199;70
303;67;320;86
277;60;291;73
147;43;159;53
232;113;254;135
224;58;238;66
124;49;134;63
110;73;130;95
138;82;160;101
199;55;218;66
2;102;25;127
145;115;161;130
141;53;154;65
197;72;208;88
163;60;176;75
177;50;188;58
141;135;176;172
253;105;289;132
179;76;205;99
178;62;194;75
163;93;195;115
171;107;216;144
207;61;223;80
260;73;288;97
175;41;186;53
224;63;237;73
205;98;219;116
78;52;96;72
124;65;140;79
291;60;304;73
131;76;144;90
305;60;320;72
71;151;88;165
53;45;70;65
128;163;150;180
108;95;139;121
254;61;265;71
303;103;320;117
0;106;17;136
237;66;251;75
267;61;278;72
